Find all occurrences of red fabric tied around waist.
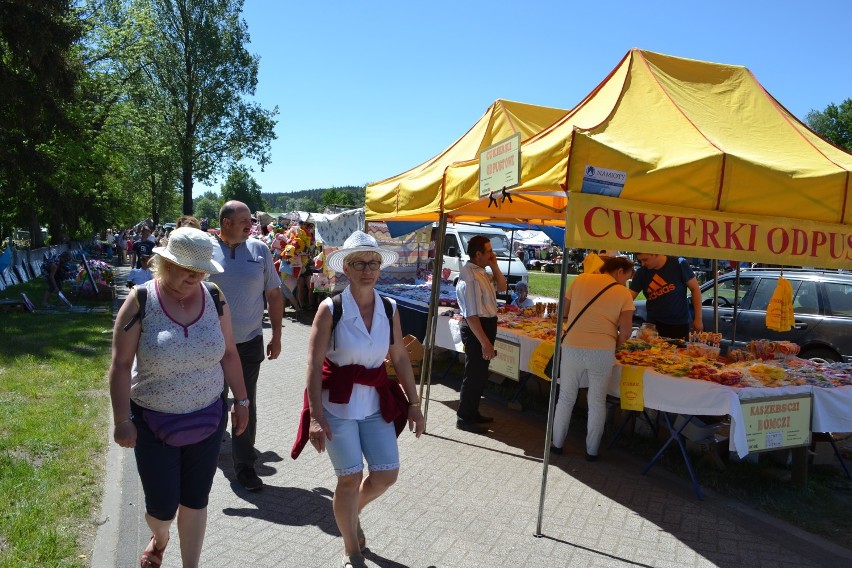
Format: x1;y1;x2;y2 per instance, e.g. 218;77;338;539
291;358;409;459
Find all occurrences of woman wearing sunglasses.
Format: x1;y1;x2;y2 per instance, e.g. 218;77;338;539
291;231;424;568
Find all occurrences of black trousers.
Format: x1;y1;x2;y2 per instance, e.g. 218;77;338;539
458;317;498;421
223;335;265;473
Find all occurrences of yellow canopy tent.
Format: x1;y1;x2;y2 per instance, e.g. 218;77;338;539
365;99;568;222
440;49;852;270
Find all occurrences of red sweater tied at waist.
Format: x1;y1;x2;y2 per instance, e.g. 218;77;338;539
291;358;410;459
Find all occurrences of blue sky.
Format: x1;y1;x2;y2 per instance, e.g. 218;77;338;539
197;0;852;197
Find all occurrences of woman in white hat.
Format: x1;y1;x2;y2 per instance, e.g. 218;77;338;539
292;230;425;568
109;227;249;568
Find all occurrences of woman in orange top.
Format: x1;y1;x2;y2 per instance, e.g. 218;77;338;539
551;256;635;461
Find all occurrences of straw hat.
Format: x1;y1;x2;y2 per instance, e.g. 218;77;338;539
153;227;223;274
325;231;398;273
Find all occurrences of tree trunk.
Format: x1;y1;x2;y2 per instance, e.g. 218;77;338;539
182;166;193;215
28;211;43;248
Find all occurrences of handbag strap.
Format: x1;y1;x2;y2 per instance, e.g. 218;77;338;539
559;282;619;340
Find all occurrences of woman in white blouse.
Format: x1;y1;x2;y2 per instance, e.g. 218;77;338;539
295;231;424;568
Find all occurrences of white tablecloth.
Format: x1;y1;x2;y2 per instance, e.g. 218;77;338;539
433;315;851;458
435;315;553;374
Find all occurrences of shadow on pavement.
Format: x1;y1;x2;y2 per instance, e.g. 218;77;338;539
536;534;654;567
220;476;338;535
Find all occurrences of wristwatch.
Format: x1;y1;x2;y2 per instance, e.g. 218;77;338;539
237;398;250;408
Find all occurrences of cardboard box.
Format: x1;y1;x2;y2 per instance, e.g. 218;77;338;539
386;335;424;380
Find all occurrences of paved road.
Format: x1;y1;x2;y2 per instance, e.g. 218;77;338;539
92;279;851;567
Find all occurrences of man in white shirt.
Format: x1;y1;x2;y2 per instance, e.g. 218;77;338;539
455;235;507;433
126;253;153;287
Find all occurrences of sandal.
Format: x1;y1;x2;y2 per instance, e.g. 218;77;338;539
342;555;368;568
357;521;366;551
140;534;168;567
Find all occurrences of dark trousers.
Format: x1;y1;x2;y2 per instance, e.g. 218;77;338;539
458;317;498;421
132;399;227;519
224;335;265;473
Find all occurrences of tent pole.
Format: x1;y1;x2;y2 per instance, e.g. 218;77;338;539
712;259;719;333
535;201;572;537
506;230;514;293
418;213;448;429
731;264;741;345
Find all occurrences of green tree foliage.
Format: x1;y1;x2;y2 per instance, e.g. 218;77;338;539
290;197;322;213
142;0;278;214
221;166;267;213
0;0;83;245
806;99;852;153
193;190;223;225
264;186;364;214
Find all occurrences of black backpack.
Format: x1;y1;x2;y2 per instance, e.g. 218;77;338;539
123;281;224;331
329;293;394;348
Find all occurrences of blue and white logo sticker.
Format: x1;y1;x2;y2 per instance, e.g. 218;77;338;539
581;165;627;197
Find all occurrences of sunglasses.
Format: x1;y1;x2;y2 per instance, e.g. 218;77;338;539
348;260;382;271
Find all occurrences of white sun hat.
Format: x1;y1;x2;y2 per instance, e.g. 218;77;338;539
325;230;398;273
153;227;223;274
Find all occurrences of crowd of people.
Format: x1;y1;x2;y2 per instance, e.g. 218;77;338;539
98;203;714;567
107;202;423;568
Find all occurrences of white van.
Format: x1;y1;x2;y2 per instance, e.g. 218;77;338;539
440;223;529;291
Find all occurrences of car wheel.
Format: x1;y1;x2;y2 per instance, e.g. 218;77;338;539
798;347;840;363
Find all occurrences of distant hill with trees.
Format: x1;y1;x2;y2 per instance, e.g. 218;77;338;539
263;185;365;214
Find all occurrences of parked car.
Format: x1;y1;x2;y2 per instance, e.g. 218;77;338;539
633;269;852;362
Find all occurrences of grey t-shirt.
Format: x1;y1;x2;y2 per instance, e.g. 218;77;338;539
208;236;281;343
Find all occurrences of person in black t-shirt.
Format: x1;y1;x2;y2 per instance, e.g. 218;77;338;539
132;226;156;268
629;253;703;340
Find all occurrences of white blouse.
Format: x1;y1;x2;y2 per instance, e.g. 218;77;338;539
321;286;396;419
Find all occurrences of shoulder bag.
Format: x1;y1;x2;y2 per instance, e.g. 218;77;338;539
544;282;618;379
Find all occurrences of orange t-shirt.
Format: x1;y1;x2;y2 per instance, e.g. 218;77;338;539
563;273;635;350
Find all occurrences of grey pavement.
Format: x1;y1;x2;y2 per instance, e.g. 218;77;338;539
92;276;852;567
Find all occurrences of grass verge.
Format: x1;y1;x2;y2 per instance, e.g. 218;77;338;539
0;279;113;567
527;271;576;300
528;271;647;301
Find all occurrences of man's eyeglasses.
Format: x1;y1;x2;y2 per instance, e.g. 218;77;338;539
348;260;381;271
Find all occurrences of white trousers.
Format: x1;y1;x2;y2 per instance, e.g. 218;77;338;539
551;346;615;456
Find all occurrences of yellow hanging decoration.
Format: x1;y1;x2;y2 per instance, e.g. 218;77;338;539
583;252;603;274
765;276;794;332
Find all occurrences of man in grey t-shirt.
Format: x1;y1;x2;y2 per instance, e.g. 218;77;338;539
208;200;283;491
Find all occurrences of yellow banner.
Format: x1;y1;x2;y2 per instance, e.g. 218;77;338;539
741;395;812;453
566;193;852;270
619;365;645;411
527;342;555;381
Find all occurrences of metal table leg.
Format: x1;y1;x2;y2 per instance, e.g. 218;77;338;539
642;413;704;500
609;409;659;448
827;433;852;480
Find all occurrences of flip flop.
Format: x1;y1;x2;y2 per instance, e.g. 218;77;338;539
140;534;167;568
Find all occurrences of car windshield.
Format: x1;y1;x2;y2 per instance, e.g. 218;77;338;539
459;232;511;258
701;278;754;307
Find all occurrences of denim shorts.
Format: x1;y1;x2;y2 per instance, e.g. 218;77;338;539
325;410;400;477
